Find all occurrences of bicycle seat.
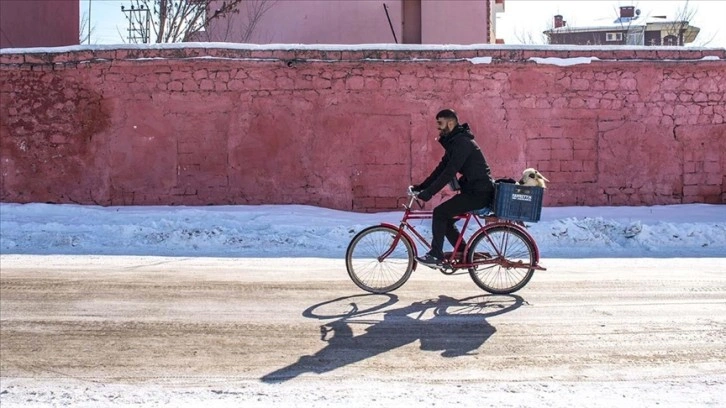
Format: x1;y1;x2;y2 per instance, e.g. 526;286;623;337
470;207;495;217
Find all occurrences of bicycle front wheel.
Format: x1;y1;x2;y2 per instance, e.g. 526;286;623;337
467;225;536;294
345;225;414;294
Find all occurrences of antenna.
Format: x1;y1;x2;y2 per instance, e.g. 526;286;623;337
121;3;151;43
383;3;398;44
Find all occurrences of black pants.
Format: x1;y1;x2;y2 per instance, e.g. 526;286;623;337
429;192;493;259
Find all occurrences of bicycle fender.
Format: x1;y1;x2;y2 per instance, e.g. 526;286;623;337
379;223;418;257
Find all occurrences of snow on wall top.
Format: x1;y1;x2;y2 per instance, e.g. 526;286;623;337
1;42;723;66
1;41;725;54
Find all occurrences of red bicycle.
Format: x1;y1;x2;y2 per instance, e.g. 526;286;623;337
345;186;546;295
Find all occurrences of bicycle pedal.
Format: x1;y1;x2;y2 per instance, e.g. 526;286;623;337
438;264;457;275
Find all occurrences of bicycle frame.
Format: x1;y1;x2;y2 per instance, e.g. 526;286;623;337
379;194;544;271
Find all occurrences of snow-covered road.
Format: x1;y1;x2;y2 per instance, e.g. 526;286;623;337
1;255;724;407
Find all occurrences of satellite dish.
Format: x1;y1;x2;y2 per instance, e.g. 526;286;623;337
635;9;641;16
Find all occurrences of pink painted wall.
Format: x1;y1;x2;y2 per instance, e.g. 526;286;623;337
420;1;489;44
205;0;491;45
1;46;725;211
0;0;79;48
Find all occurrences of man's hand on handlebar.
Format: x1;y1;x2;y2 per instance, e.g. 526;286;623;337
409;185;432;202
407;186;431;206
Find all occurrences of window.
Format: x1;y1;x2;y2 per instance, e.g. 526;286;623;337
606;32;623;42
626;32;643;45
663;35;678;46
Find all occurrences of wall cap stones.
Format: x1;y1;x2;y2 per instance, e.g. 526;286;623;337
2;43;724;66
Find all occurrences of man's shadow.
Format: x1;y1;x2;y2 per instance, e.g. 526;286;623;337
261;294;524;383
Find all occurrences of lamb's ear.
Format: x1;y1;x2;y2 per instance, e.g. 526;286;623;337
535;171;550;182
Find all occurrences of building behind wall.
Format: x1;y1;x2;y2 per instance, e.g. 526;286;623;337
0;0;79;48
204;0;505;44
544;6;700;46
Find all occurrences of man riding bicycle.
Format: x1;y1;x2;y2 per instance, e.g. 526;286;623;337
411;109;495;268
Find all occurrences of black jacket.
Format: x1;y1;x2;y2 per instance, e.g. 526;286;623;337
416;123;494;200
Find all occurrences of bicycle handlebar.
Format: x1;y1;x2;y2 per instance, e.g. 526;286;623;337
405;186;421;209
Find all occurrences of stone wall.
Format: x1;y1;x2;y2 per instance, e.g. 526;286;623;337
1;45;724;211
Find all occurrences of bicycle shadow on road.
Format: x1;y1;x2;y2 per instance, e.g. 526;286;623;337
261;293;524;383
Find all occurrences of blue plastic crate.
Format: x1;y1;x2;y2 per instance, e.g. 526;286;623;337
494;183;544;222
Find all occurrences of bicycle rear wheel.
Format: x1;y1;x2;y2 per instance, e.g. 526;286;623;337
467;225;536;294
345;225;414;294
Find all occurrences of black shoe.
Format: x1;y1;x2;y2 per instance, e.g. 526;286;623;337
416;253;443;268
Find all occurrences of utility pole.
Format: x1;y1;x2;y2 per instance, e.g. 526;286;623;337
88;0;92;44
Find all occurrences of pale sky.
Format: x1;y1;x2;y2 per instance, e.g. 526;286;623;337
81;0;725;47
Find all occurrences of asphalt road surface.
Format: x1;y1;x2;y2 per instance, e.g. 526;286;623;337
1;255;724;406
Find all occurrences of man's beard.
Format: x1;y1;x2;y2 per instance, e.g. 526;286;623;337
439;128;450;138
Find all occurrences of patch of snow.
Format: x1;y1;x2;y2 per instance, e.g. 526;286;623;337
529;56;601;66
1;203;724;258
1;377;724;408
467;56;493;64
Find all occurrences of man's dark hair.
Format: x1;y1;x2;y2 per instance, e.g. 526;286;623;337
436;109;458;122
